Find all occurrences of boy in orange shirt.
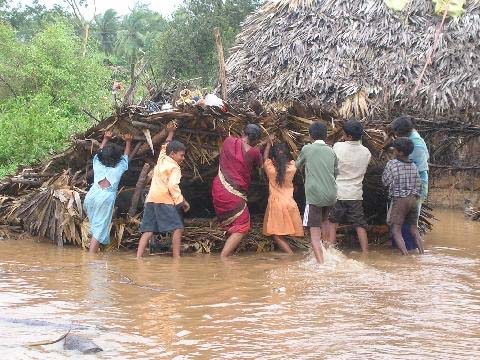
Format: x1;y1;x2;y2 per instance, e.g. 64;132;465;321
136;123;190;258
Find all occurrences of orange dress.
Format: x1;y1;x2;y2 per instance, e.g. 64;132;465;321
263;159;304;237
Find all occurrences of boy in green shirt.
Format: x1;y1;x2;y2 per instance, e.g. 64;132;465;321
296;122;338;264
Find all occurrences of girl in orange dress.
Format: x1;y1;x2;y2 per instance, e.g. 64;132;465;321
263;140;304;253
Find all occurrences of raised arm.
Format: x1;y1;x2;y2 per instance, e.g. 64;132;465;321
159;122;177;157
100;131;113;149
263;135;274;163
165;121;177;143
122;133;133;157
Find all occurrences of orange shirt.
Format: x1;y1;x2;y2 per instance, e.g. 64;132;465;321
146;144;184;205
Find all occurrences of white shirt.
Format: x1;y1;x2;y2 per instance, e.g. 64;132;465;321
333;141;371;200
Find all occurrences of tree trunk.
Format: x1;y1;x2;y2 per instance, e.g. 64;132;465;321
81;23;90;57
128;163;151;217
213;27;227;101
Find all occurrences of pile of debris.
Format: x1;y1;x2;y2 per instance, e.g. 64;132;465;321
0;97;435;252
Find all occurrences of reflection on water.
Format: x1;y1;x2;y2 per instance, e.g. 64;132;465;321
0;210;479;359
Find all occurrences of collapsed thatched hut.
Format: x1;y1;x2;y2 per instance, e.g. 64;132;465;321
0;101;410;252
1;0;479;251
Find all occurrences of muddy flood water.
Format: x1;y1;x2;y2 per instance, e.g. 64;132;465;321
1;209;479;359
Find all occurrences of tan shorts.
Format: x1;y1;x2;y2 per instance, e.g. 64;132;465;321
303;204;333;228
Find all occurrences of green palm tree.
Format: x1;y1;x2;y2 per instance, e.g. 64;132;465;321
94;9;119;55
115;10;149;81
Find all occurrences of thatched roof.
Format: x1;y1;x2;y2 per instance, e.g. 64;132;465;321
225;0;480;120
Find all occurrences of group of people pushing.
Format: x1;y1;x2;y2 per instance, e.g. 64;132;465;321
83;115;429;263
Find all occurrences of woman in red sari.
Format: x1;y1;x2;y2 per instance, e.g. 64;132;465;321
212;124;262;257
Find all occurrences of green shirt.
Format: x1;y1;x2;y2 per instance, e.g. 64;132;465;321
296;141;338;207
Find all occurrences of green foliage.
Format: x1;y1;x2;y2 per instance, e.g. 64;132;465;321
0;0;260;177
0;21;112;177
148;0;260;86
93;8;119;55
0;0;69;40
0;95;90;178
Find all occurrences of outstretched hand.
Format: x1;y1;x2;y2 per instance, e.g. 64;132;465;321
122;133;134;142
166;121;178;133
104;130;114;140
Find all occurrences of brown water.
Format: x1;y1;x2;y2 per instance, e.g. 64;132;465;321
1;209;479;359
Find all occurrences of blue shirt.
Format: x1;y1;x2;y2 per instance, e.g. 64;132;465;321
408;130;429;184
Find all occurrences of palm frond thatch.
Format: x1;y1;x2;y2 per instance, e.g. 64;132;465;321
225;0;480;120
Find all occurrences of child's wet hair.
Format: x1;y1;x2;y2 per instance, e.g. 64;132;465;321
391;115;414;137
271;143;292;186
167;140;186;154
98;143;123;168
392;137;414;156
309;121;327;140
343;120;364;141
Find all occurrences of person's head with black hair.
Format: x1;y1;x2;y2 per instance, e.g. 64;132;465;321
166;140;187;165
343;119;364;141
309;121;327;141
98;143;123;168
391;137;414;158
243;124;261;146
270;143;293;186
391;115;414;137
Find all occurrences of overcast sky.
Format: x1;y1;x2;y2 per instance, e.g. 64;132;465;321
12;0;184;17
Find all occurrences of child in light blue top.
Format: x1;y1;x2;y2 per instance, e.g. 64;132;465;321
390;116;429;200
84;131;132;253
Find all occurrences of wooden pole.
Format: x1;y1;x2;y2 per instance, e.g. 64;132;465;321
128;163;151;217
213;27;227;100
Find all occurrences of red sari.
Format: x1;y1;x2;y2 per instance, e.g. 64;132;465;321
212;136;262;234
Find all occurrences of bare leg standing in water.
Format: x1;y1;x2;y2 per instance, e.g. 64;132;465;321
392;224;408;255
221;233;245;258
273;235;293;254
137;232;153;258
355;227;369;253
322;219;332;248
410;225;424;254
171;229;183;258
310;227;324;264
137;229;184;258
89;238;100;254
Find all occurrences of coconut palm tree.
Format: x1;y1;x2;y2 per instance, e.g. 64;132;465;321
94;9;119;55
115;9;149;81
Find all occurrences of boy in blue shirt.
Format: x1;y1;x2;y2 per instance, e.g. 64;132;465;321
390;116;429;202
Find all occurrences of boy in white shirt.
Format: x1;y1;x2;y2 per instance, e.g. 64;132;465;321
328;120;371;252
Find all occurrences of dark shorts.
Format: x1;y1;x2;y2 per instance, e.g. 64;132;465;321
140;203;184;233
389;195;419;226
303;204;333;228
328;200;367;229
